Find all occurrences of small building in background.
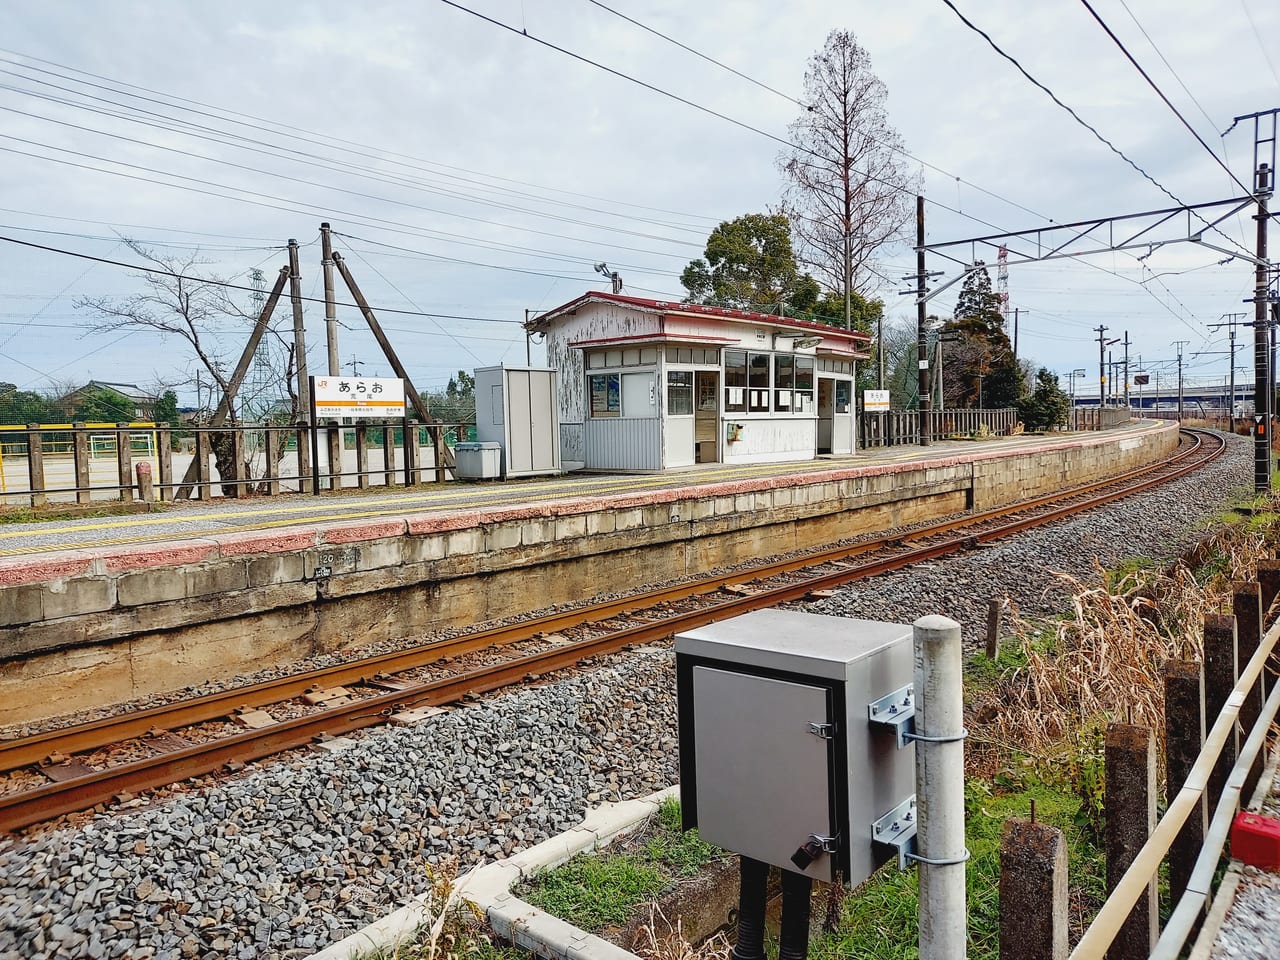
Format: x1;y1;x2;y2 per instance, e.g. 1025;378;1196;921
56;381;157;422
526;291;870;472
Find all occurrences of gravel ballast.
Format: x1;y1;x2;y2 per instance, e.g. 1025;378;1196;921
0;434;1256;959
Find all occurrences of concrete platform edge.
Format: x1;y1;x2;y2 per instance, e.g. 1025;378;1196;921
305;786;679;960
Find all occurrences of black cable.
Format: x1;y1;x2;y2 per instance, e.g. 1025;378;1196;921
0;50;720;225
0;234;527;325
939;0;1251;258
1077;0;1254;196
0;72;711;236
0;138;695;265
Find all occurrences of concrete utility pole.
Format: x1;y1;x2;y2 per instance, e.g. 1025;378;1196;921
1209;314;1248;418
1012;307;1021;361
1123;331;1131;409
321;223;340;377
1095;325;1108;407
916;196;931;446
1174;341;1189;421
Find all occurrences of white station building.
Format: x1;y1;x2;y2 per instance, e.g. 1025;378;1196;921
526;291;871;472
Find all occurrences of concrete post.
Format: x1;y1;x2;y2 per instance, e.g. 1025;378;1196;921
1255;560;1280;685
1162;660;1206;918
986;598;1001;659
157;429;172;502
1104;723;1157;960
73;423;90;504
264;429;281;496
355;425;370;490
25;424;46;508
913;614;966;960
1000;818;1067;960
134;461;154;503
1232;583;1265;800
1256;560;1280;626
116;423;133;502
1202;614;1238;805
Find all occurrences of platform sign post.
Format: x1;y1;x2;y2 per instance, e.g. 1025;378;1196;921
309;377;406;495
311;376;406;419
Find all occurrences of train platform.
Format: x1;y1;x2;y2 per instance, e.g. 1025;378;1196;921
0;419;1170;560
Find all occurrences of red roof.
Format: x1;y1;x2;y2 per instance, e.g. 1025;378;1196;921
527;290;872;346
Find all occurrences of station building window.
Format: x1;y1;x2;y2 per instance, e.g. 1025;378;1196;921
667;370;693;415
748;352;771;412
724;349;747;413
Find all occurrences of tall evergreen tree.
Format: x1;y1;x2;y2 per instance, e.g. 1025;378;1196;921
941;264;1023;408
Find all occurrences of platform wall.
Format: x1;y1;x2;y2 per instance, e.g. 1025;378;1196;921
0;422;1180;725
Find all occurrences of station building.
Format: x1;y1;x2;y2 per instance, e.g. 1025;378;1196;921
526;291;871;472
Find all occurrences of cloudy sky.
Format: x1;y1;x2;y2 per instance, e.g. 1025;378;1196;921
1;0;1277;405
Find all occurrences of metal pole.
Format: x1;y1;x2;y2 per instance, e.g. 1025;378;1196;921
321;223;339;377
1095;325;1107;409
913;614;967;960
916;197;931;446
1122;331;1130;409
1254;162;1272;491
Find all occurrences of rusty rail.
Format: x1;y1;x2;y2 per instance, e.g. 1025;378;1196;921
0;429;1223;832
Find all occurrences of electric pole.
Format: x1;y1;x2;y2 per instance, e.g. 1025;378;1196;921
1173;341;1189;421
1209;314;1248;419
321;223;339;377
1095;325;1108;407
1122;331;1131;409
1012;307;1022;362
288;238;311;491
916;196;930;446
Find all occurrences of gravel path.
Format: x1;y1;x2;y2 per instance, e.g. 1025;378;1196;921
0;434;1254;960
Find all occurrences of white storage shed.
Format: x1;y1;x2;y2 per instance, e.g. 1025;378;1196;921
526;292;870;472
473;365;561;478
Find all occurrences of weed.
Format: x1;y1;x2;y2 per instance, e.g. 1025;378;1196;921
521;852;666;929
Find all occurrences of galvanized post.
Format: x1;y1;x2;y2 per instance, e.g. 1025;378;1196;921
913;614;966;960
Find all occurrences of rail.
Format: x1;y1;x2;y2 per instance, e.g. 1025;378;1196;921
1068;600;1280;959
0;429;1222;832
859;407;1019;448
0;420;476;506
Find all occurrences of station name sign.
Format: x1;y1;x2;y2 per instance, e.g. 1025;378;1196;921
864;389;890;413
311;376;406;419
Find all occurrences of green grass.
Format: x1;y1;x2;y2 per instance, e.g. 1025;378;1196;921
809;776;1104;960
0;500;170;523
518;797;726;931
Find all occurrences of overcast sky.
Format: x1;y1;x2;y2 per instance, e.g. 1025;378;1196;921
1;0;1277;404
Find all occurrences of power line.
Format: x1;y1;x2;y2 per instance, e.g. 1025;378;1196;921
940;0;1251;257
1239;1;1280;87
0;137;695;265
1077;0;1254;196
0;49;721;225
0;234;527;325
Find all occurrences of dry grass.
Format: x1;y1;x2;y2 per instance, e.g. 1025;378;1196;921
983;521;1272;762
633;904;732;960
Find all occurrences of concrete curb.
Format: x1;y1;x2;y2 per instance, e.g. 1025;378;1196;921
306;786;679;960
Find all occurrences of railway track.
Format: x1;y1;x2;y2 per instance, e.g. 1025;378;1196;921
0;428;1226;832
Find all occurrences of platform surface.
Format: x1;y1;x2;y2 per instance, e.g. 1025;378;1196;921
0;423;1163;558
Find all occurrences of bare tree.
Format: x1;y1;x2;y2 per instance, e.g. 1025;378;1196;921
778;30;916;317
76;240;297;495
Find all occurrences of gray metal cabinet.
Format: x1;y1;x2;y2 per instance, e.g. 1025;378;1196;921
676;609;916;885
474;365;560;478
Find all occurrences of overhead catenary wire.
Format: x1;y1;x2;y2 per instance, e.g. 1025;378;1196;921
938;0;1252;258
1077;0;1254;196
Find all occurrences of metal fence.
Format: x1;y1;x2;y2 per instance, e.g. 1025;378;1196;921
859;408;1020;448
0;420;476;507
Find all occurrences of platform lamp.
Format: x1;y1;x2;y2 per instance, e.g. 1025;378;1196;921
594;262;622;294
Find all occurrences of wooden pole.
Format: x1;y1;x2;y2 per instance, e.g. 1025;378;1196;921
174;266;289;499
330;252;431;423
288;241;313;492
321;224;343;491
